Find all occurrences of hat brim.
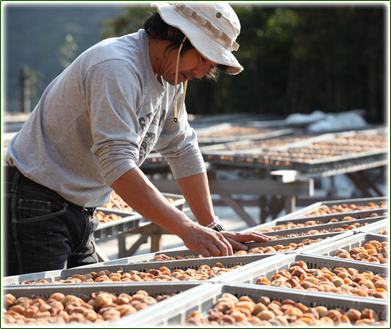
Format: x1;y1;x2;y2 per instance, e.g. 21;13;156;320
152;3;243;75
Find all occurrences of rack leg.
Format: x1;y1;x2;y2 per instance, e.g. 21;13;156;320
118;234;149;258
150;234;163;252
284;195;296;214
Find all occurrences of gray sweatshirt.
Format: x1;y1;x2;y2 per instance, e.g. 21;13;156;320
5;29;205;207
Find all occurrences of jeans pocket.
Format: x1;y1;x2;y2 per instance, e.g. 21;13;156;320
18;199;50;218
16;199;67;223
73;214;99;255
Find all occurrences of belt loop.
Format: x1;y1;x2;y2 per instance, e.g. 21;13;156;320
10;169;21;192
83;207;96;216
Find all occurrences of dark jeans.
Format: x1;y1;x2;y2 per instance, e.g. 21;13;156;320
3;166;99;276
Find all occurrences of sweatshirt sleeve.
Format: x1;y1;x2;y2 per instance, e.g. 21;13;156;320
154;84;206;180
83;59;142;186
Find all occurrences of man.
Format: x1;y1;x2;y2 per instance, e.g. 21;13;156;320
3;2;270;276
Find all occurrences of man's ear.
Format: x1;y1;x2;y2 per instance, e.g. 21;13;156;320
167;27;181;38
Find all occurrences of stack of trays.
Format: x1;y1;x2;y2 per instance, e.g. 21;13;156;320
2;196;389;327
195;123;294;145
132;251;388;326
305;232;388;260
3;281;209;326
200;133;321;156
93;193;186;240
358;221;389;235
201;128;387;174
2;255;282;326
241;208;388;238
128;282;388;326
218;253;388;287
84;230;355;267
148;231;354;260
2;254;281;286
276;196;388;221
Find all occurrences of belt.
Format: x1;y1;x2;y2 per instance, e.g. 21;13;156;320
4;166;96;214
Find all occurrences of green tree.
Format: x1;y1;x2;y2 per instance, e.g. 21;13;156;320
100;4;385;123
58;24;82;69
101;6;152;39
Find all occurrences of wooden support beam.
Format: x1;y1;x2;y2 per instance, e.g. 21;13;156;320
345;172;373;197
373;167;385;182
123;223;173;235
355;171;384;196
150;177;313;225
151;178;313;196
151;234;163;252
118;223;174;255
219;195;257;227
284;196;296;215
261;196;285;223
118;234;149;258
259;196;266;224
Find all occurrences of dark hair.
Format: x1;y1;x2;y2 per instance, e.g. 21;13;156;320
144;12;226;80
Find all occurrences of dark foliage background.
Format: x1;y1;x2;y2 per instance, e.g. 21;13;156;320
4;3;386;123
4;4;126;113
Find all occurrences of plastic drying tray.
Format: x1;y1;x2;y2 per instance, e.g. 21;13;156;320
304;232;389;260
2;254;283;286
356;219;389;234
201;129;387;173
93;210;142;240
199;133;320;154
219;253;388;288
71;231;353;269
77;252;159;268
261;217;385;237
195;123;294;145
242;208;388;235
2;281;209;327
152;231;353;259
201;132;339;159
273;196;388;221
94;193;186;240
129;283;388;327
204;146;387;173
76;245;201;268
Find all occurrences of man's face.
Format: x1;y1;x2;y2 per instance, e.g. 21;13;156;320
162;47;218;86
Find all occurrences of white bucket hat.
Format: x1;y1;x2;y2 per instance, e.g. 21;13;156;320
151;2;243;75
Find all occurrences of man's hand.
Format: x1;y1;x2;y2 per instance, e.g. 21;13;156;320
180;225;233;257
180;224;272;257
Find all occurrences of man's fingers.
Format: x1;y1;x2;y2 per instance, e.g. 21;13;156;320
232;232;272;242
206;242;222;257
225;237;248;251
246;232;272;241
219;231;274;252
214;237;232;256
199;247;212;258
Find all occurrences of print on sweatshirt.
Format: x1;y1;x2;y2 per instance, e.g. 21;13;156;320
137;107;167;165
